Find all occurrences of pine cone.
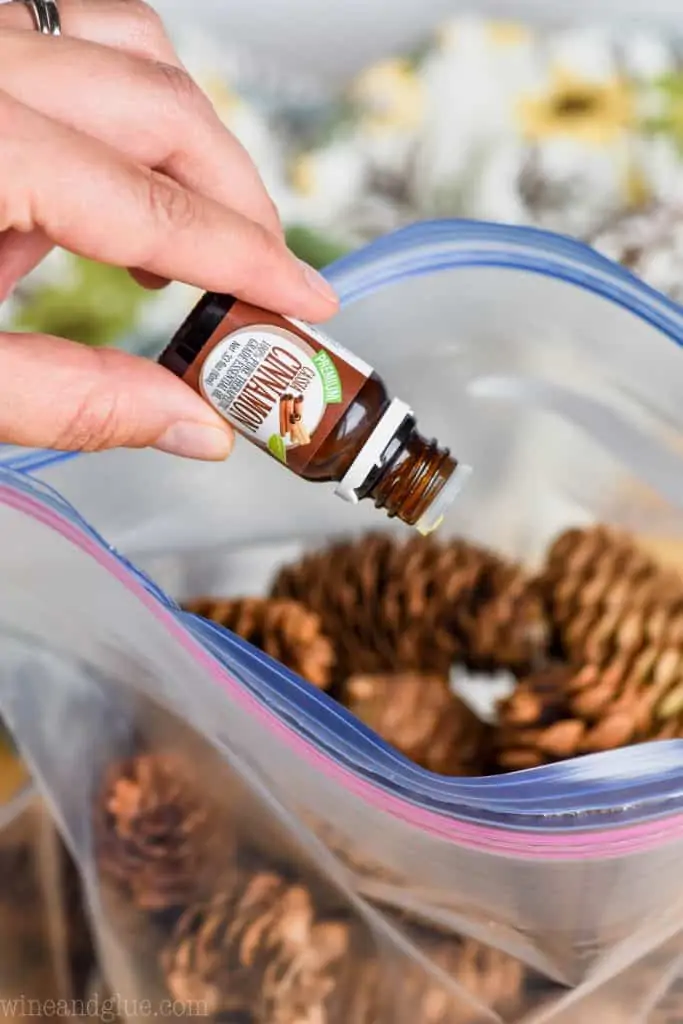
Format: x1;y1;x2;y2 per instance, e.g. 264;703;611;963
162;871;354;1021
541;525;683;666
495;664;584;770
341;941;522;1024
95;754;219;914
423;933;523;1024
344;673;491;775
184;597;335;690
534;526;683;749
272;534;549;683
372;917;524;1024
495;661;683;770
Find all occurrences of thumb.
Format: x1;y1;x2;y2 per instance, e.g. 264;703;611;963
0;332;233;459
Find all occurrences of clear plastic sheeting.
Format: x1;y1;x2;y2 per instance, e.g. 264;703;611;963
0;781;90;1021
3;221;683;1019
0;461;681;1019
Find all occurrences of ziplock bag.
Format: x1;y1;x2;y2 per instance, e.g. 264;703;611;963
0;770;92;1020
5;220;683;1021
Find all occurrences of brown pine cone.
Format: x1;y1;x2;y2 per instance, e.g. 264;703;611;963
184;597;335;690
272;533;549;683
343;938;523;1024
541;525;683;666
424;933;523;1024
344;673;491;776
495;664;584;770
534;526;683;751
95;754;219;914
495;661;683;770
162;871;354;1021
376;916;524;1024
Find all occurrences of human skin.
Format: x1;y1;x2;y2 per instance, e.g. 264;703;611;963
0;0;339;459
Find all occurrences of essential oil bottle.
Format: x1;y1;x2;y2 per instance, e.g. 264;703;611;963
159;294;470;535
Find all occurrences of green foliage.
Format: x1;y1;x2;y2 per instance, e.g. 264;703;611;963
643;72;683;153
285;224;351;270
13;257;152;347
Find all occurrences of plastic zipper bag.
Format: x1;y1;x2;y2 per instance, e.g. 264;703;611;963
0;769;92;1020
5;220;683;1019
2;466;683;1021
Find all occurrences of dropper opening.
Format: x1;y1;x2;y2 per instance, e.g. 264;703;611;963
415;463;473;536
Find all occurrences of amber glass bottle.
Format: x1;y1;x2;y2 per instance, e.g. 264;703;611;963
159;293;469;534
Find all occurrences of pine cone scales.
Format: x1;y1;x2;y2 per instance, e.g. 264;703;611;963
163;866;524;1024
542;526;683;666
509;526;683;761
184;597;335;689
344;673;491;776
162;872;353;1021
378;917;524;1024
272;534;549;682
95;754;216;913
431;939;523;1023
496;662;683;770
495;665;583;770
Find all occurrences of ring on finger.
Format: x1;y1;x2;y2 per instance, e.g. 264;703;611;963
15;0;61;35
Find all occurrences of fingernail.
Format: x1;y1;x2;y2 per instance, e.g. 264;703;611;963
153;422;232;461
300;262;339;305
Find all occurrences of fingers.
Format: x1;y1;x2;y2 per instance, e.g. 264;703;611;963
0;0;182;65
0;30;282;236
0;330;233;457
0;91;338;319
129;269;170;291
0;0;195;294
0;229;52;301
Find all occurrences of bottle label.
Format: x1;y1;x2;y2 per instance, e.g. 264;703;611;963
184;300;373;470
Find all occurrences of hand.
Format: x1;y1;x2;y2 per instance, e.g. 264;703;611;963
0;0;339;460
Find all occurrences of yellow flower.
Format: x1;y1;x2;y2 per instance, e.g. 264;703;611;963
623;164;651;208
350;58;424;134
486;21;532;48
289;153;317;196
518;67;634;144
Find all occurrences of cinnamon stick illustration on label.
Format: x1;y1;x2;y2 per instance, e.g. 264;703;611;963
279;394;294;438
285;395;310;446
290;395;304;425
291;421;311;446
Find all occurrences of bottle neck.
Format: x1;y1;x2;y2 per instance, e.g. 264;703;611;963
159;293;235;378
360;418;459;529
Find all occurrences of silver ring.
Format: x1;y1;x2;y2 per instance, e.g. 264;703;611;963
20;0;61;35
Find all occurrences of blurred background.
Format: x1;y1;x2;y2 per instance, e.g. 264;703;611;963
5;0;683;358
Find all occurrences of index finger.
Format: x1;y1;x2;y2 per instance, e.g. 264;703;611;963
0;90;337;319
0;0;182;65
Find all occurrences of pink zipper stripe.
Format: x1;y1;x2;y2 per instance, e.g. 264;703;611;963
3;482;683;861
